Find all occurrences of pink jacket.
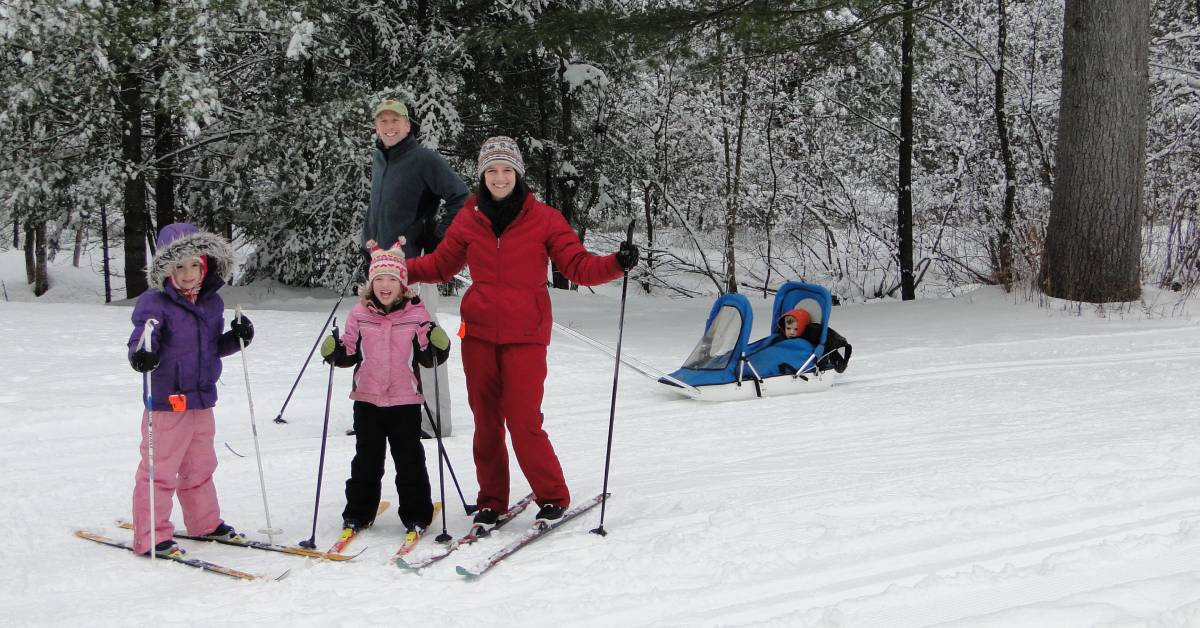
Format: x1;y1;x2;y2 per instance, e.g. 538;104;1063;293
341;298;433;407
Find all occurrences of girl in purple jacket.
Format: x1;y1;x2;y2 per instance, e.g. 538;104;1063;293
320;240;450;535
127;224;254;557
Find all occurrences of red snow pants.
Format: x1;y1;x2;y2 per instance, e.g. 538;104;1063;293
460;336;570;512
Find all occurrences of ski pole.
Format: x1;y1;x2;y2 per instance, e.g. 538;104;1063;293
299;318;338;549
138;319;159;560
591;220;635;537
273;265;359;424
422;401;475;515
235;305;281;543
429;340;452;543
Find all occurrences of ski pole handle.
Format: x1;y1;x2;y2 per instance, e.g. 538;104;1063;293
138;319;159;352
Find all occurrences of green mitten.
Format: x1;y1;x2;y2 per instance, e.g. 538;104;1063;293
320;334;340;362
429;325;450;351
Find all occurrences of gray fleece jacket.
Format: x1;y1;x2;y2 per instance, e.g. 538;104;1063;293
363;133;469;258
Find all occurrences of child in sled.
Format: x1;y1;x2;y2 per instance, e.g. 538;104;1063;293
321;239;450;535
777;308;813;340
127;223;254;557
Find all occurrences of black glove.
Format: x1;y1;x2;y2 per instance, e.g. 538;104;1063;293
130;349;160;373
231;315;254;344
616;241;639;271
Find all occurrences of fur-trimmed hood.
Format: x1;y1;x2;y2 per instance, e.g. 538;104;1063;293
148;223;235;289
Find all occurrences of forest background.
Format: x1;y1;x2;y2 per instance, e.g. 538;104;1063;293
2;0;1198;306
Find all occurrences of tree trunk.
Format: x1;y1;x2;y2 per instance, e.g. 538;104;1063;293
33;221;48;296
551;57;576;290
101;204;113;303
73;220;85;268
764;73;780;298
11;216;17;248
149;0;172;235
646;76;675;291
533;58;554;208
992;0;1017;290
24;222;35;284
301;56;318;194
723;73;750;295
1039;0;1150;302
897;0;916;301
119;66;150;298
154;106;177;231
643;186;655;268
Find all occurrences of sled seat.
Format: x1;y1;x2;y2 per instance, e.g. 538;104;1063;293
745;336;818;379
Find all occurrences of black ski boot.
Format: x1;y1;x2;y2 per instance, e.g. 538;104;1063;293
471;508;499;535
202;522;246;544
535;504;564;522
147;539;186;558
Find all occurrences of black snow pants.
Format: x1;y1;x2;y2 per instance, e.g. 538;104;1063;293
342;401;433;530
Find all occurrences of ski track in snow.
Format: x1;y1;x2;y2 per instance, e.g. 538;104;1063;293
3;281;1200;626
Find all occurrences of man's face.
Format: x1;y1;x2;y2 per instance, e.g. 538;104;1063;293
374;111;411;147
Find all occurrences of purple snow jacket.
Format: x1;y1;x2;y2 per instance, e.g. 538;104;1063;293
127;223;244;412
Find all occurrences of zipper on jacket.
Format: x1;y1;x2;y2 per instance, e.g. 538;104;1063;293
174;362;184;409
494;235;502;337
194;308;204;407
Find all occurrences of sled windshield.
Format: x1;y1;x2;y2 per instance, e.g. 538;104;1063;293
681;303;744;370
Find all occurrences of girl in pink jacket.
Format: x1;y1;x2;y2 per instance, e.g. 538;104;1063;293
320;240;450;533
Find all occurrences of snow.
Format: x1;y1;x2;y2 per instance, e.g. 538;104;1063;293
4;250;1200;626
562;63;609;93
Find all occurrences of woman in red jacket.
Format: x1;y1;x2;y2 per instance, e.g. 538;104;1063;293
405;136;638;525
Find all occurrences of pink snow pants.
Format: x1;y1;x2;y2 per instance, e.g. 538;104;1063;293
461;337;570;513
131;408;222;554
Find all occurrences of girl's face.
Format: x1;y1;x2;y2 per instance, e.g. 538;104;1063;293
483;164;517;200
372;274;403;307
783;315;800;338
171;258;204;290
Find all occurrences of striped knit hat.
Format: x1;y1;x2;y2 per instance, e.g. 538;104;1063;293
365;239;415;297
476;136;525;176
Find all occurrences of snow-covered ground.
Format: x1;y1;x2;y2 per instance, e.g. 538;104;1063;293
3;250;1200;627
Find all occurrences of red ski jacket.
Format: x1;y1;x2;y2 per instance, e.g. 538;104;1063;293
406;192;623;345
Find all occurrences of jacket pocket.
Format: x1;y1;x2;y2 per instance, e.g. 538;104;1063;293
532;290;550;336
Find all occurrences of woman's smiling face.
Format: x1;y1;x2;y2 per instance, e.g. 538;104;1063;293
484;164;517;200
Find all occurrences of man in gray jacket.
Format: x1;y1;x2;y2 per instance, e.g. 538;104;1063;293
363;98;468;437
